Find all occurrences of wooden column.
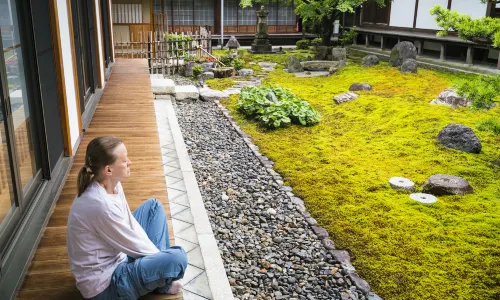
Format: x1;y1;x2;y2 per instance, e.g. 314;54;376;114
380;36;384;49
466;46;473;65
440;43;445;61
214;0;221;34
365;34;369;47
497;51;500;70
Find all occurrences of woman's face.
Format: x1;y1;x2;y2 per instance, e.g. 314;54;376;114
108;143;132;181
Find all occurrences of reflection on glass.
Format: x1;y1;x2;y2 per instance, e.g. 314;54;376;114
0;98;15;226
1;0;37;194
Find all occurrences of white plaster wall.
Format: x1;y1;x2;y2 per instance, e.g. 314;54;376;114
57;0;80;153
488;49;499;60
451;0;487;19
95;0;105;87
416;0;448;30
389;0;417;28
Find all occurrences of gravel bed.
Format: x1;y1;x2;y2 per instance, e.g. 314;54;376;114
164;74;197;86
174;100;377;300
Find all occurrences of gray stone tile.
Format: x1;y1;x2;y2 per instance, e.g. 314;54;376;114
172;219;192;234
174;237;198;252
184;272;212;299
167;188;186;200
170;202;189;217
176;226;198;244
186;246;205;269
162;142;176;150
181;264;204;286
165;169;183;179
170;193;190;206
163;151;178;159
168;179;186;192
174;208;193;224
165;175;182;186
164;159;181;168
164;165;179;175
182;289;210;300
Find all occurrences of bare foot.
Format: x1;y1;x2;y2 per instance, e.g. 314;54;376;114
167;281;183;295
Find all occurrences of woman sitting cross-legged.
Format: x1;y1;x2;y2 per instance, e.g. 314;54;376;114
67;136;187;299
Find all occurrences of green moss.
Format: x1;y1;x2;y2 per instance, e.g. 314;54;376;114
219;62;500;300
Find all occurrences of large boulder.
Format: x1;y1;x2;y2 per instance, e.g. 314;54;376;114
302;60;344;71
430;89;472;108
389;41;417;67
184;62;198;77
199;72;214;82
437;124;482;153
211;67;234;78
422;174;474;196
361;55;380;67
401;58;418;73
150;78;175;95
332;48;347;61
349;83;372;91
315;46;328;60
287;56;304;73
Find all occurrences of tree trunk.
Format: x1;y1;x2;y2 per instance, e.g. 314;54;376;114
321;10;341;46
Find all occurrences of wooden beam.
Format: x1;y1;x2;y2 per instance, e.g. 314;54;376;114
49;0;72;157
67;0;82;134
466;46;473;65
440;43;445;61
413;0;419;29
447;0;452;10
92;0;104;88
108;0;115;62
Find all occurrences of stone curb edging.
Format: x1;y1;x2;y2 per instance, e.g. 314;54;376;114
164;99;235;300
213;100;384;300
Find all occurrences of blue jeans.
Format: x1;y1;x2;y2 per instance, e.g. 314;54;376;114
90;199;187;300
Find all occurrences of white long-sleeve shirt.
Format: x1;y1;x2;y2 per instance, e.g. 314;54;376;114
67;181;159;298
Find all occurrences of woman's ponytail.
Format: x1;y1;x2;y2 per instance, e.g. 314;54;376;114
77;165;94;197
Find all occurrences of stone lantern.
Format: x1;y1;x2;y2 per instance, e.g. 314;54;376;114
226;36;240;58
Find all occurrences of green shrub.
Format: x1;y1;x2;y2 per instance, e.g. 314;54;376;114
454;75;500;110
339;28;358;46
476;118;500;134
237;85;320;128
218;54;232;66
217;54;244;70
192;65;203;78
311;37;324;47
296;39;311;50
232;58;244;70
430;5;500;47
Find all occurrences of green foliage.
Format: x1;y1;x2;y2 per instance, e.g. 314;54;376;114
476;118;500;134
311;37;324;47
216;54;244;70
454;75;500;110
237;85;321;128
296;39;311;50
192;65;204;78
217;55;500;299
430;5;500;47
232;58;244;70
339;27;358;45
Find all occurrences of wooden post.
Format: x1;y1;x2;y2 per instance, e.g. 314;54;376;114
466;46;473;65
365;34;369;47
440;43;445;61
131;33;134;59
380;36;384;50
419;40;423;55
497;51;500;70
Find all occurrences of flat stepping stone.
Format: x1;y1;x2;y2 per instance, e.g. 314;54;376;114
258;62;277;68
389;177;415;192
175;85;199;101
200;89;229;101
222;88;241;95
410;193;437;204
422;174;474;196
294;71;329;78
151;78;175;95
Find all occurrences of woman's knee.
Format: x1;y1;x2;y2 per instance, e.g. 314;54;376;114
160;247;188;269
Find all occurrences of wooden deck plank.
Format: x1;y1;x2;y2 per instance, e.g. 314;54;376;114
16;59;182;300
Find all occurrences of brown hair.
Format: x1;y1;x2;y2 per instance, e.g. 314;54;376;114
77;136;123;196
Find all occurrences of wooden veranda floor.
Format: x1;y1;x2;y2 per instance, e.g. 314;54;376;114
16;59;181;300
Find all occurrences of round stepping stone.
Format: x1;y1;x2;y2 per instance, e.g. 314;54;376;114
410;193;437;204
389;177;415;192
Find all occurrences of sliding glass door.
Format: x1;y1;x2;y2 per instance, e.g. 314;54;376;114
0;0;45;254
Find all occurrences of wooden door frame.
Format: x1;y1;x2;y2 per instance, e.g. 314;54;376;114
92;0;104;88
66;0;83;135
49;0;72;157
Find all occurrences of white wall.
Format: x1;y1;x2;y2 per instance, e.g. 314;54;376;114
57;0;80;153
95;0;105;87
416;0;448;30
390;0;417;28
451;0;487;19
489;49;499;60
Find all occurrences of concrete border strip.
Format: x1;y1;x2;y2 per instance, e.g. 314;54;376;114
164;99;234;300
